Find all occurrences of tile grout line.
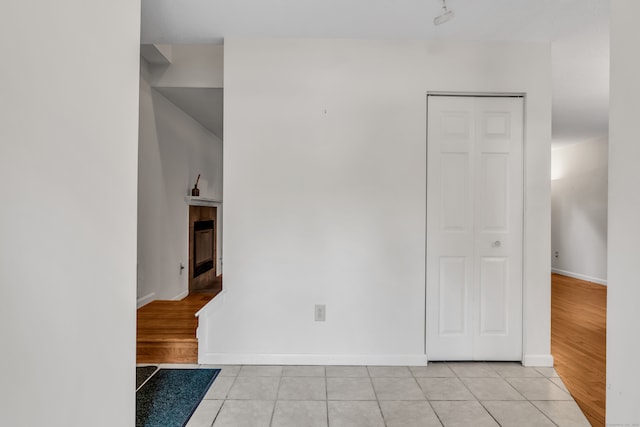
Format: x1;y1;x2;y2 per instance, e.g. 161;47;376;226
210;366;242;426
502;376;534;401
200;365;223;427
528;400;562;427
453;363;504;426
366;367;388;427
542;375;573;397
267;367;283;427
475;400;506;427
412;365;446;427
324;366;329;427
224;365;242;399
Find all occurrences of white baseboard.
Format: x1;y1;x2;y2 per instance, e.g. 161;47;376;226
552;268;607;286
523;354;554;367
173;289;189;301
198;353;429;366
136;292;155;308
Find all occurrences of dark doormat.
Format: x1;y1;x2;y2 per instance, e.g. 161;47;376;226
136;366;158;390
136;368;220;427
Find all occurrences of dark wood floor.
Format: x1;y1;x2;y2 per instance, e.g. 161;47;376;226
136;278;221;363
551;273;607;427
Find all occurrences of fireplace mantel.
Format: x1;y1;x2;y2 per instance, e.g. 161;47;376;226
185;196;222;207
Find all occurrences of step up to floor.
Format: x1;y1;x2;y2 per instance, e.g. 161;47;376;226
136;338;198;364
136;292;219;364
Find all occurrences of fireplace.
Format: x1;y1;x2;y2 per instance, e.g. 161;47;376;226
193;220;214;278
189;205;217;292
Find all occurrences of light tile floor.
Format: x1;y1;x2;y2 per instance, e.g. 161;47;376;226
141;362;591;426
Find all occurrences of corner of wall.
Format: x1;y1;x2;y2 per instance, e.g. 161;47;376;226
523;354;554;367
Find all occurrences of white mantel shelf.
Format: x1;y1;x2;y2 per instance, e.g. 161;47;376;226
185;196;222;207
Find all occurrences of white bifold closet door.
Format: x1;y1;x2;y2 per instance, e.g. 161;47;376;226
426;95;524;361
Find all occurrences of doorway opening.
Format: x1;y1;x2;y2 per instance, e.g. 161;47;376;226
189;205;220;294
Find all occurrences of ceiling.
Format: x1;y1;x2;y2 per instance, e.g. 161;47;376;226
141;0;610;147
155;87;224;140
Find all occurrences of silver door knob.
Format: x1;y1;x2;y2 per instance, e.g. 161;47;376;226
492;241;501;247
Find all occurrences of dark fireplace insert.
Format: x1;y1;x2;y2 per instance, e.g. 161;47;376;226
193;219;214;278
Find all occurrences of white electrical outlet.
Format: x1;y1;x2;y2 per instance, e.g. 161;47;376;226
314;304;326;322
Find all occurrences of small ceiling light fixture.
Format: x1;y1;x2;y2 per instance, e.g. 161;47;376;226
433;0;455;25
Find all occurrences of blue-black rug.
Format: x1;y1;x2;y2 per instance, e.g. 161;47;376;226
136;368;220;427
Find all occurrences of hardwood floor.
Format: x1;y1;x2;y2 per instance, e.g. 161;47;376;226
137;278;221;363
552;273;607;427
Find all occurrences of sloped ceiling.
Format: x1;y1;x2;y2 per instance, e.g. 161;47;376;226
155;87;223;139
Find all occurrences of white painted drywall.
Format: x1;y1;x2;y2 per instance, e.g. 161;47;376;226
198;39;552;366
0;0;140;425
551;138;608;284
148;44;224;89
138;70;223;304
607;1;640;424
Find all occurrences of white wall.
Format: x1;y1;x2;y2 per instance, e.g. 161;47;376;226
551;138;608;284
198;39;552;366
138;67;223;304
607;1;640;424
0;0;139;426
